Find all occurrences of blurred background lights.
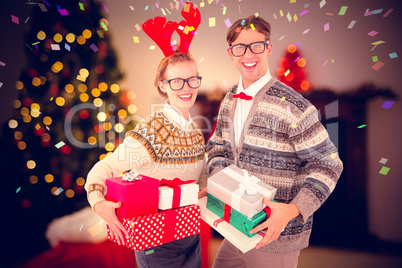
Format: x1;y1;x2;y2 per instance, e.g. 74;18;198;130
287;43;297;53
51;61;63;73
110;84;120;93
8;119;18;129
66;33;76;43
43;116;52;125
29;175;38;184
77;83;87;93
55;97;65;106
103;122;112;131
14;100;21;108
82;29;92;39
37;30;46;40
53;33;63;43
114;123;124;133
87;136;97;145
93;98;103;107
17;141;26;150
79;93;89;102
45;174;54;183
127;91;136;101
23;115;32;123
27;160;36;169
97;112;107;121
91;88;101;97
79;68;89;78
76;35;86;45
14;131;23;140
297;58;307;68
127;104;137;114
16;81;24;90
64;84;74;93
117;109;127;118
32;77;41;86
98;82;108;92
65;189;75;198
105;142;115;151
76;177;85;186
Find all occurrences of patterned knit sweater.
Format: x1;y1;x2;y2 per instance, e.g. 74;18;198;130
206;78;343;254
85;109;207;209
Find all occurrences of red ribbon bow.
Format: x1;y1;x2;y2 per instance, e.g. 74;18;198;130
160;178;196;208
232;92;253;101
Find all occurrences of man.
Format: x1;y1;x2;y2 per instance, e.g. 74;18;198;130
206;15;343;268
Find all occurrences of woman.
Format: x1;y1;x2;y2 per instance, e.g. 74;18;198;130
85;52;206;268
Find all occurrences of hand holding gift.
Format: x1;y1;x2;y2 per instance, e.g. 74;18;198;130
250;197;300;249
93;199;129;246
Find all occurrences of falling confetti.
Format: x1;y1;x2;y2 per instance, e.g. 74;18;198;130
379;158;388;164
381;101;394;109
338;6;348;15
371;61;384;71
347;20;357;29
55;141;65;149
379;166;390;175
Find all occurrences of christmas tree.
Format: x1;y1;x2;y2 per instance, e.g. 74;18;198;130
276;43;311;91
0;0;136;264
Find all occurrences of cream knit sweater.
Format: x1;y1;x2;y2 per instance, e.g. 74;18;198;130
85;106;207;210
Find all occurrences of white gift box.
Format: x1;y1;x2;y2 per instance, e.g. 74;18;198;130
158;182;199;210
207;165;277;218
199;196;264;253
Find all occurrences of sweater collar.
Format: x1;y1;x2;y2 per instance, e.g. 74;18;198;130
163;102;193;128
236;70;272;97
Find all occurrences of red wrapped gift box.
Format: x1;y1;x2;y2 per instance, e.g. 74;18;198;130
107;204;201;251
105;175;160;218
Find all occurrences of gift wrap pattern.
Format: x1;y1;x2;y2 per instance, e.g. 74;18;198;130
107;204;201;251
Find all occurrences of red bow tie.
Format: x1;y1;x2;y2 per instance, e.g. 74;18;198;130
232;92;253;101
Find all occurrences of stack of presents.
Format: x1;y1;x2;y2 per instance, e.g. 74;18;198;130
105;171;201;251
106;165;277;253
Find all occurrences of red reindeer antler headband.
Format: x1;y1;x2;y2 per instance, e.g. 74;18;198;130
142;2;201;57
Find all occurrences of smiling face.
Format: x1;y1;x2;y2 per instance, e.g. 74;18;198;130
158;61;198;119
228;29;272;89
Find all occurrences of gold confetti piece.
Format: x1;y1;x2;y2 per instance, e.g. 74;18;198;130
133;36;139;43
200;2;205;8
150;45;156;50
279;10;283;17
331;153;337;159
250;23;255;30
209;17;216;27
290;124;298;128
371;40;386;46
183;2;190;12
281;97;286;101
88;222;105;237
284;69;290;76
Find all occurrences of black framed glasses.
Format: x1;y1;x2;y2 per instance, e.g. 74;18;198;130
229;41;270;57
162;76;202;91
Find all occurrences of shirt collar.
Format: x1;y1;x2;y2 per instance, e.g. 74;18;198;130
163;103;193;128
236;69;272;97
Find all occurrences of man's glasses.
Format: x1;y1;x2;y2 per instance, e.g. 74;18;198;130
229;41;270;57
162;76;202;91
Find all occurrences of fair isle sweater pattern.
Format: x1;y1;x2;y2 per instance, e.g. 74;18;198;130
126;110;205;165
207;78;343;254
